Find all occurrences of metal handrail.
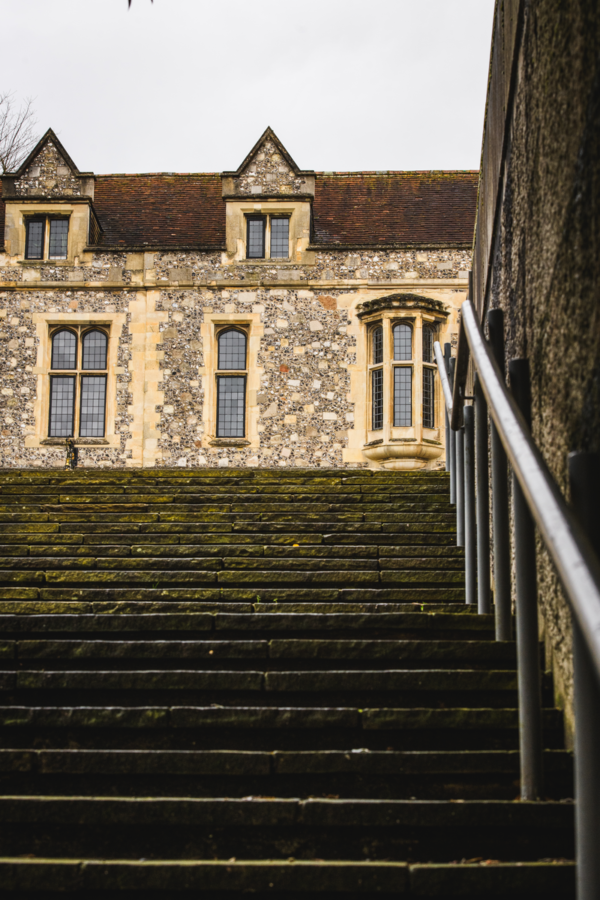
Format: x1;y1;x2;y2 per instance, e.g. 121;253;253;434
437;301;600;896
433;341;453;413
436;301;600;680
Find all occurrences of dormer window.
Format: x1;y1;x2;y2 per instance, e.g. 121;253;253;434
25;216;69;260
246;215;289;259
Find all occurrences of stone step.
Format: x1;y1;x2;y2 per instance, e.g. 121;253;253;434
26;587;468;603
0;544;466;559
1;668;528;697
0;705;562;734
0;797;574;865
0;856;575;897
0;610;495;638
0;639;516;662
0;557;467;573
0;530;461;544
0;747;573;800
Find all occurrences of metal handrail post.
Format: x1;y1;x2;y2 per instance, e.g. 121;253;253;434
488;310;511;640
474;375;491;614
463;405;477;605
455;426;465;547
444;343;452;474
509;359;542;800
448;357;457;507
568;451;600;900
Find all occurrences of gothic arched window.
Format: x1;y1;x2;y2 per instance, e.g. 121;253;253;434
48;327;109;438
216;328;247;437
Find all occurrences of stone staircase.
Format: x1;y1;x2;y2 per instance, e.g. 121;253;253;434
0;468;574;897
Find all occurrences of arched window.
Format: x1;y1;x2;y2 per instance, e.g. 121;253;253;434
51;329;77;370
218;329;247;370
393;323;412;361
82;330;108;370
422;325;435;428
48;326;109;438
216;328;247;438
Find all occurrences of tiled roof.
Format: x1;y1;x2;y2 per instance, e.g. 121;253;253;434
93;174;226;249
311;172;479;246
0;170;478;251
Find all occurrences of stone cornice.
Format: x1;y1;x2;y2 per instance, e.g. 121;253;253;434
356;292;450;319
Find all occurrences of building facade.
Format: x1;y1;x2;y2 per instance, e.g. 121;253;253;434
0;128;477;469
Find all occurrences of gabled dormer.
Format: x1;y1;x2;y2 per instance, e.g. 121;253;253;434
221;128;315;266
221;127;315;198
1;129;100;263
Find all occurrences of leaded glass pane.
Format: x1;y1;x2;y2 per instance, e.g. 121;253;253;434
372;327;383;365
49;376;75;437
218;330;246;370
394;367;412;426
25;220;44;259
217;375;246;437
371;368;383;430
51;330;77;370
423;326;434;363
423;367;435;428
247;217;265;258
82;330;107;370
393;323;412;360
270;218;289;258
49;219;69;258
80;376;106;437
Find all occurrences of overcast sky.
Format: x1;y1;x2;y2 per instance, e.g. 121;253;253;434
5;0;495;175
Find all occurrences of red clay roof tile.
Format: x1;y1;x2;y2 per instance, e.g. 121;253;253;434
93;173;225;249
1;170;478;251
312;172;478;246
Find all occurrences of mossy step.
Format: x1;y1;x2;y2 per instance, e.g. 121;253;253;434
0;747;571;776
0;557;391;572
1;639;516;662
0;609;495;634
35;571;385;587
5;668;522;692
0;706;561;732
0;857;576;896
28;587;468;602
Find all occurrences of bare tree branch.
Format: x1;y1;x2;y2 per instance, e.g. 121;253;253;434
0;92;39;174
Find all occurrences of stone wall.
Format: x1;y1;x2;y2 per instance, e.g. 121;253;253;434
0;246;467;470
485;0;600;738
13;141;81;198
234;139;308;195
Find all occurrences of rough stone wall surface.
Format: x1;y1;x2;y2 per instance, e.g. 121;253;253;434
0;249;470;289
234;140;307;195
487;0;600;737
0;241;465;471
0;289;132;468
13;141;81;197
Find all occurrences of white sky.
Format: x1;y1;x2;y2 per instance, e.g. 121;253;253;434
4;0;495;175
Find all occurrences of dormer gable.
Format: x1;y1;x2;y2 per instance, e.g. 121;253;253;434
221;127;315;198
1;128;95;200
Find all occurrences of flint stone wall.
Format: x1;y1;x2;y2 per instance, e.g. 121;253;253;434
0;243;466;470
